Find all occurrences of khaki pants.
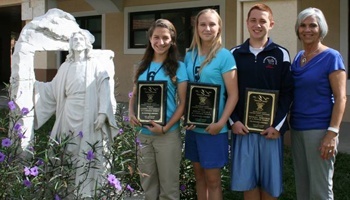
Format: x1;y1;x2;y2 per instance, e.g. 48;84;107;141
137;129;182;200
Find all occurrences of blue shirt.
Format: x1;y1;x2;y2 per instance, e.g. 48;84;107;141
185;48;236;134
138;61;188;135
290;48;345;130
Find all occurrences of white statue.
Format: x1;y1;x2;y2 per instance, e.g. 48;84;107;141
10;8;82;152
34;30;118;198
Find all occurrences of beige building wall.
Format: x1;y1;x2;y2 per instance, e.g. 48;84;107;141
57;0;94;13
105;11;143;100
225;0;237;48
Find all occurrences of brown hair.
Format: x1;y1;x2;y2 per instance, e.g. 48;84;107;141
247;3;274;21
133;19;179;83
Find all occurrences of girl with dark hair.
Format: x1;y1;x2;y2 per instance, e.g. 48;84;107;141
128;19;188;200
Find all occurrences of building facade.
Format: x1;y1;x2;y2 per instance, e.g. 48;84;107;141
0;0;349;121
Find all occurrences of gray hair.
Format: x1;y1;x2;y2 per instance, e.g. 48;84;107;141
295;7;328;40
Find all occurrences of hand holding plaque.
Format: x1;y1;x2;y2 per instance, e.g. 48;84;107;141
184;82;220;128
136;81;167;126
243;88;279;132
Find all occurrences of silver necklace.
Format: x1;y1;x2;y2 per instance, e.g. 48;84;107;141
301;46;320;65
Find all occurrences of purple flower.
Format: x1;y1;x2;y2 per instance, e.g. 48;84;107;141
30;166;39;176
107;174;117;185
128;92;133;99
0;152;5;162
113;179;122;191
55;194;61;200
18;132;26;139
21;107;29;115
118;128;124;134
123;116;129;122
114;182;122;191
86;150;94;161
1;138;12;147
78;131;83;138
8;101;16;111
107;174;122;191
14;123;22;131
36;159;44;166
126;184;134;192
135;138;142;147
24;166;31;176
180;184;186;192
23;179;31;187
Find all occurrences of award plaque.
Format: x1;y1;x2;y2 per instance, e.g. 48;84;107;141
244;88;279;132
136;81;167;125
184;82;220;128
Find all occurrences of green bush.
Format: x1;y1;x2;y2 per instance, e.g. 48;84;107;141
0;97;144;199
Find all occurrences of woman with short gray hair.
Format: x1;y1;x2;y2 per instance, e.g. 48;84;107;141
290;7;346;200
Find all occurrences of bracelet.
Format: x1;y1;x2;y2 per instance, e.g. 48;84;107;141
161;126;166;134
327;127;339;135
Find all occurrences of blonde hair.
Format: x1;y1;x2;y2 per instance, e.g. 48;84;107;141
188;8;222;71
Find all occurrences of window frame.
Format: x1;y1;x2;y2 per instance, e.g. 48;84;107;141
124;0;225;54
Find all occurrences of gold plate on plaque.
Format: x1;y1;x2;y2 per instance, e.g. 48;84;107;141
244;88;279;132
184;82;220;128
136;81;167;125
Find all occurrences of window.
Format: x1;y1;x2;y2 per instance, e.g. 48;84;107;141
130;13;154;48
129;6;219;59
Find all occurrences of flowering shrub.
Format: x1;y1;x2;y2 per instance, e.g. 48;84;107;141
0;88;203;199
0;95;143;199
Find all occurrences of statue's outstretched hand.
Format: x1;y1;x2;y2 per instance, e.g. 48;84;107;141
95;114;107;131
